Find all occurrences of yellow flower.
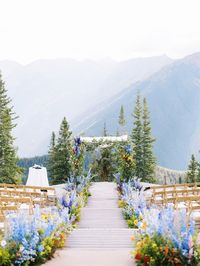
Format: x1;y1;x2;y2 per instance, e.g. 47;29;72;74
134;219;138;225
141;222;147;230
152;243;157;249
131;250;136;256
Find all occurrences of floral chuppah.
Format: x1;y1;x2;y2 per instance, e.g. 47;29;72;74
116;177;200;266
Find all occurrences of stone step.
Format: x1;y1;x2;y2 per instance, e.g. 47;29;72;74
67;244;132;248
45;248;134;266
67;228;134;248
79;223;126;228
87;199;118;208
70;228;134;236
79;210;127;228
80;208;123;216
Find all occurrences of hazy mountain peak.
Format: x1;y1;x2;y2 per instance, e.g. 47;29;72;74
181;51;200;67
0;60;22;77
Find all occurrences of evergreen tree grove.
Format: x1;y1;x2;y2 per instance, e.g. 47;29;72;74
0;73;20;183
131;93;156;182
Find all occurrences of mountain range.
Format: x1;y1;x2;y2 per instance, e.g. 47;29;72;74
0;55;172;158
1;52;200;170
74;52;200;170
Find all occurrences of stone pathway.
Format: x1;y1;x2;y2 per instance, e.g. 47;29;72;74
46;182;134;266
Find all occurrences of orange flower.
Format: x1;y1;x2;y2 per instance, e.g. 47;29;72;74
174;258;182;265
144;255;151;265
164;246;169;255
131;235;135;241
135;253;142;260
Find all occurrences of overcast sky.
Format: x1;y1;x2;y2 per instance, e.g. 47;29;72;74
0;0;200;64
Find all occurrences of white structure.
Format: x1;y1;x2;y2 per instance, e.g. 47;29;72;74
26;164;49;187
81;135;128;143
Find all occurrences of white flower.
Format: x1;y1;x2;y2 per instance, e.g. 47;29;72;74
19;245;24;252
1;240;7;247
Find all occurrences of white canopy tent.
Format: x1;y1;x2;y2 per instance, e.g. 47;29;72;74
26;164;49;187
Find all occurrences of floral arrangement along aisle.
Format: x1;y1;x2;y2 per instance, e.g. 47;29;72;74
116;176;145;228
115;175;200;265
0;207;71;266
133;207;200;266
60;170;92;223
0;170;92;266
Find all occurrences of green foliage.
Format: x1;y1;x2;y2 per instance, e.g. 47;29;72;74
48;118;86;184
0;247;13;266
48;117;74;185
141;98;156;182
48;131;57;181
95;146;116;181
118;105;126;134
131;93;156;183
72;140;85;177
131;93;143;179
40;236;55;259
116;142;135;182
87;139;117;182
0;73;20;184
186;154;198;183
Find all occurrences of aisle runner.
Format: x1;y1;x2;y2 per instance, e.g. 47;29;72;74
46;182;134;266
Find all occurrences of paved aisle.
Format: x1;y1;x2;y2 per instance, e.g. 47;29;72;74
45;182;134;266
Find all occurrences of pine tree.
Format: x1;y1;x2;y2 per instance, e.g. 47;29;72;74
48;131;56;181
0;73;19;183
131;93;143;178
49;117;73;184
142;98;156;182
196;162;200;182
118;105;125;134
103;122;108;136
187;154;198;183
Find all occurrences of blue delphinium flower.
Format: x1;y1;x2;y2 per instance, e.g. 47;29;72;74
124;145;132;154
74;136;82;157
5;203;73;265
37;244;44;252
